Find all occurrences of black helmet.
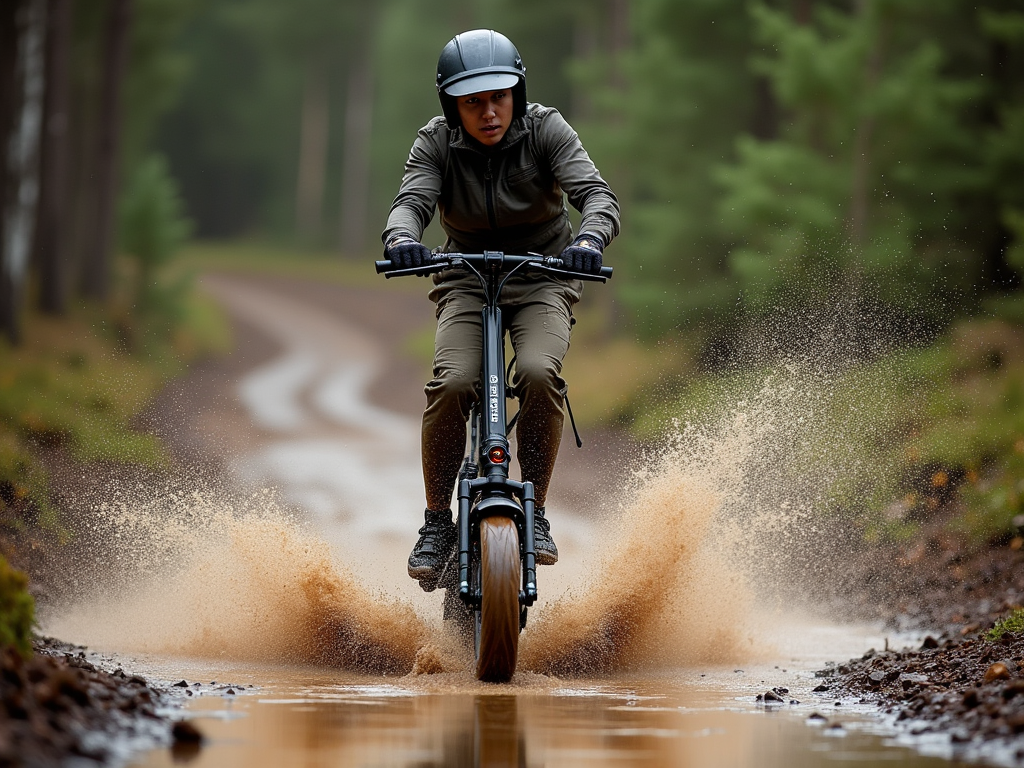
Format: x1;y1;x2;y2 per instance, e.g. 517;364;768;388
436;30;527;128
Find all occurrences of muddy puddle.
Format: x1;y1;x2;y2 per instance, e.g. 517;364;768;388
128;658;973;768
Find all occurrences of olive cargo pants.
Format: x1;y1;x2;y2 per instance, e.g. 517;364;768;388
422;273;583;511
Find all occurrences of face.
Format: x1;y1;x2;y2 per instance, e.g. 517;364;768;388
456;89;513;146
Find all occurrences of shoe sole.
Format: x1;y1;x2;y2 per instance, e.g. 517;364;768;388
535;549;558;566
408;563;441;591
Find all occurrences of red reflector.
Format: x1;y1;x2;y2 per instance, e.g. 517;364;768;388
488;447;506;463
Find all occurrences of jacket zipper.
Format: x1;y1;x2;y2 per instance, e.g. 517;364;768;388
484;158;498;230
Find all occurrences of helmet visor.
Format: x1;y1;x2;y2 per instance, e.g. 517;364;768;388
443;72;519;97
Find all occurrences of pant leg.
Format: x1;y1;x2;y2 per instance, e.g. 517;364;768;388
421;285;485;511
504;278;580;507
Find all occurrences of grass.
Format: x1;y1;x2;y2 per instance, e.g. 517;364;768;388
987;607;1024;641
625;315;1024;544
0;555;33;657
0;255;231;535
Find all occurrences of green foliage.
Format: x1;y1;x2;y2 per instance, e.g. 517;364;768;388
0;310;169;469
0;432;54;531
123;0;201;173
719;0;982;320
120;153;193;322
987;607;1024;641
0;556;34;658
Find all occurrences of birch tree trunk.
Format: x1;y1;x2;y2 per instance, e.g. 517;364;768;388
35;0;72;315
82;0;131;301
295;58;329;243
338;55;373;256
1;0;46;344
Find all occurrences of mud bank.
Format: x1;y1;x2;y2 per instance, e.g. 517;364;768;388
820;632;1024;762
817;533;1024;763
1;638;182;768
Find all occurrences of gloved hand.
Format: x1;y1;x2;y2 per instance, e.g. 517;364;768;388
385;236;432;270
560;233;604;274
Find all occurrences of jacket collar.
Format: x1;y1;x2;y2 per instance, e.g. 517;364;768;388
449;116;529;153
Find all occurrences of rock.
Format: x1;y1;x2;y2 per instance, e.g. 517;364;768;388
171;720;204;744
1002;679;1024;699
868;670;885;685
983;663;1011;683
173;680;189;688
771;687;789;696
758;690;785;704
899;673;929;690
807;712;827;722
920;635;939;650
813;684;829;692
224;688;236;695
963;689;980;708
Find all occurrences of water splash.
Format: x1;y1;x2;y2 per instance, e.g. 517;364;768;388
45;305;903;678
46;489;426;675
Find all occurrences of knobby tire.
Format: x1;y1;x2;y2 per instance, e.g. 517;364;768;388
475;517;521;682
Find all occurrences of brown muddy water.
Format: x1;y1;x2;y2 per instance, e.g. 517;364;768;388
128;658;973;768
40;277;979;765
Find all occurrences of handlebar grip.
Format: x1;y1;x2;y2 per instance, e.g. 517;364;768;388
374;260;392;274
600;266;613;278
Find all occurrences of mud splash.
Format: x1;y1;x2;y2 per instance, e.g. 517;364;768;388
46;490;426;675
522;345;896;675
46;307;899;679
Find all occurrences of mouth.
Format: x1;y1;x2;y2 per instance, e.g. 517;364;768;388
480;125;502;137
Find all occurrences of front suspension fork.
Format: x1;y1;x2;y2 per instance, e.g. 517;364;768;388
457;478;538;607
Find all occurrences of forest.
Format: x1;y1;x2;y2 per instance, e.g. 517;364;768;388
3;0;1023;350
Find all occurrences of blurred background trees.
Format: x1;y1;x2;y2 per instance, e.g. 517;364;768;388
2;0;1023;350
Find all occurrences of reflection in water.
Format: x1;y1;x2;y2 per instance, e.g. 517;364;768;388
435;696;523;768
132;671;971;768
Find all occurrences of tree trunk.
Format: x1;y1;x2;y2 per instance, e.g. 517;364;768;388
1;0;46;345
338;55;373;256
295;58;329;243
34;0;72;315
81;0;130;301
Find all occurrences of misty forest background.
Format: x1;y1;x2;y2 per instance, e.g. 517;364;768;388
3;0;1024;546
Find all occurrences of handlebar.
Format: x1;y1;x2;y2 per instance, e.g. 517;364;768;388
375;251;613;283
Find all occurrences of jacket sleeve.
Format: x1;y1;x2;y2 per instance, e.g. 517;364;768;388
382;121;446;246
536;109;620;248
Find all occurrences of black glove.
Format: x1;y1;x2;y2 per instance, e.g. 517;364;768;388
385;236;432;270
560;233;604;274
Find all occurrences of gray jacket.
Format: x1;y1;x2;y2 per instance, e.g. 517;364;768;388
383;103;620;257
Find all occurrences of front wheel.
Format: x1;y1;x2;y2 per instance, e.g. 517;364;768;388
474;517;521;682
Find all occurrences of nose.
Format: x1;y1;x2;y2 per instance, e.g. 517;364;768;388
482;102;496;118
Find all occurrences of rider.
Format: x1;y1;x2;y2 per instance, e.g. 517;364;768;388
382;29;620;587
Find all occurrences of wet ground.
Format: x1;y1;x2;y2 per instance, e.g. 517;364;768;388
128;664;975;768
37;271;1014;766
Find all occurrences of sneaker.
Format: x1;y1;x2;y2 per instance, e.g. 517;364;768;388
534;506;558;565
408;508;457;587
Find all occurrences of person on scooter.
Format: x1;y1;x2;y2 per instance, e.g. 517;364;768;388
382;29;619;588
